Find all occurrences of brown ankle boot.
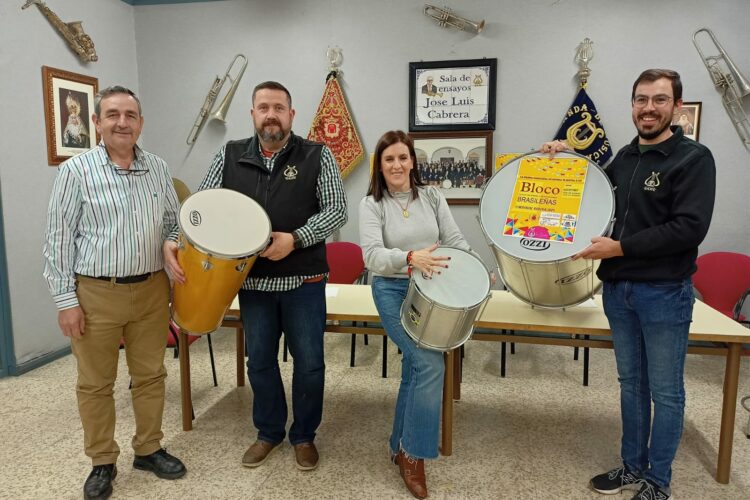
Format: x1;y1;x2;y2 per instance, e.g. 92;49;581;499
397;450;428;499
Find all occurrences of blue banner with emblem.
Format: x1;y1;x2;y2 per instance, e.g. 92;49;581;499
553;87;612;166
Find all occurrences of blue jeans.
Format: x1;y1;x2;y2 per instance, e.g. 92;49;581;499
239;280;326;445
371;276;445;459
603;279;694;489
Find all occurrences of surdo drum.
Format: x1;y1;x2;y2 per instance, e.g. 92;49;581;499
171;188;271;334
479;151;614;308
400;247;491;351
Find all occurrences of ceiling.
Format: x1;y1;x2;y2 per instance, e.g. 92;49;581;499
120;0;219;5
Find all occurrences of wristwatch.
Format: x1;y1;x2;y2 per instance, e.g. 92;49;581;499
292;231;303;250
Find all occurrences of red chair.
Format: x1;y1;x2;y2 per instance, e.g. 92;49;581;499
693;252;750;325
325;242;386;373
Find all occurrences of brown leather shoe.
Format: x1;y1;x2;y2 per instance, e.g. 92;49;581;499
241;440;280;468
397;450;428;499
293;442;319;471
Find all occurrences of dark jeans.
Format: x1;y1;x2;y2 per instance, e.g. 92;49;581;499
239;280;326;445
603;279;694;488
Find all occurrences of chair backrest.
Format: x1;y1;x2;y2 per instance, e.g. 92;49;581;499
693;252;750;318
326;242;365;284
172;177;191;203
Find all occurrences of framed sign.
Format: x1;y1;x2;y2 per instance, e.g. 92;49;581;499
42;66;99;165
410;130;493;205
672;101;702;141
409;58;497;132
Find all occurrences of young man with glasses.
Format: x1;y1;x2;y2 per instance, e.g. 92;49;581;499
44;86;187;500
541;69;716;500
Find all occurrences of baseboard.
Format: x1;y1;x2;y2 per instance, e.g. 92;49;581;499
11;346;71;376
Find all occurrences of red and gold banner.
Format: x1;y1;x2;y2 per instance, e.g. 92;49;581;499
308;75;364;179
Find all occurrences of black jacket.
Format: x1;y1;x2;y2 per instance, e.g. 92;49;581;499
222;133;328;278
597;126;716;282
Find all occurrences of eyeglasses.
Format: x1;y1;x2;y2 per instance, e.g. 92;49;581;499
114;168;149;176
632;95;673;108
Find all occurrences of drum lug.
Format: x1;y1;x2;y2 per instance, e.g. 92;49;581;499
236;262;247;272
177;240;185;250
202;260;213;271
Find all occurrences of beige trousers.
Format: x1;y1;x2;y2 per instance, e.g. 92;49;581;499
71;271;170;465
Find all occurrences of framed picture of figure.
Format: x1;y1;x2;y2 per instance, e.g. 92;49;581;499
42;66;99;165
409;58;497;132
672;101;702;142
409;130;493;205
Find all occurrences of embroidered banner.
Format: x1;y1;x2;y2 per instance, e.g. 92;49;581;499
308;74;364;179
553;87;612;166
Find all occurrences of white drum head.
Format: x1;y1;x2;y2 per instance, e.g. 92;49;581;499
479;151;614;263
179;188;271;258
413;247;490;308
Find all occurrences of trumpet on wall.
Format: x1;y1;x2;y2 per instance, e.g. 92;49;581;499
423;4;485;34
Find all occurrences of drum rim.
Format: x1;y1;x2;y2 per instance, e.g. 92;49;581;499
478;150;615;263
178;188;272;259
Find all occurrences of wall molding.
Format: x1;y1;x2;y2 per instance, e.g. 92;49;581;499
11;345;71;376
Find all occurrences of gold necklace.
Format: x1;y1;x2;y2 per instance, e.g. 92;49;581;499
392;192;412;218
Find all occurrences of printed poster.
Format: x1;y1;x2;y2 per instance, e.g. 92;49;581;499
503;157;589;243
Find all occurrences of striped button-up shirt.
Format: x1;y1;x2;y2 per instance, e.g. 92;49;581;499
176;136;347;292
43;144;179;310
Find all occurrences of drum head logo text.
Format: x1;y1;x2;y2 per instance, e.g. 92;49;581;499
555;268;592;285
520;238;550;251
189;210;202;226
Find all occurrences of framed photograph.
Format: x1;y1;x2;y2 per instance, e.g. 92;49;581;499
42;66;99;165
410;130;493;205
409;58;497;132
672;101;701;141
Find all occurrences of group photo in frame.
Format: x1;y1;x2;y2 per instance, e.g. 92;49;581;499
409;58;497;132
409;130;493;205
42;66;99;165
672;101;702;142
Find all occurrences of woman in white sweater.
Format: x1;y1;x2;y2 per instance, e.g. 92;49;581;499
359;130;474;499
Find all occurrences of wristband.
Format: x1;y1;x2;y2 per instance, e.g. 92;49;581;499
406;251;414;265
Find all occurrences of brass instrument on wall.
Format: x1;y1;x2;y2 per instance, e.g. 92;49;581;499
423;4;485;34
22;0;97;63
186;54;248;145
693;28;750;146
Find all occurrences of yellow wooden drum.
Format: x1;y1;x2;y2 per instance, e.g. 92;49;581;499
171;188;271;334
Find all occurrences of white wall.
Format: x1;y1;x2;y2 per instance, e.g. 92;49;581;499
134;0;750;275
2;0;749;367
0;0;138;366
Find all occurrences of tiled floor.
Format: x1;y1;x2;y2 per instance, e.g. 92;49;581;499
1;328;749;499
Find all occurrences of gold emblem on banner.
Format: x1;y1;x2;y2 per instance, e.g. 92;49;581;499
565;112;606;149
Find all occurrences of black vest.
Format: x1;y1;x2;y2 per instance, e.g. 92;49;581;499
222;133;328;278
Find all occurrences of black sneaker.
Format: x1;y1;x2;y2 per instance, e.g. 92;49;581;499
590;466;641;494
631;479;672;500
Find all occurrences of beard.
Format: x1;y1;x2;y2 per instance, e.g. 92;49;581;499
634;111;672;141
257;118;287;142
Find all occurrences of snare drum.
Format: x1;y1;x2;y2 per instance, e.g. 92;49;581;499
400;247;490;351
479;151;614;308
171;188;271;334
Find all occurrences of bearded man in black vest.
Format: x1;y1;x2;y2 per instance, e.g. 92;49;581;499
164;81;347;471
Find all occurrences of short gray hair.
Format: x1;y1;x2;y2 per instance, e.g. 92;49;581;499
94;85;142;116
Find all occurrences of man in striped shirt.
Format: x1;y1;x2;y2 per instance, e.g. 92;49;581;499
164;81;347;471
44;86;186;500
